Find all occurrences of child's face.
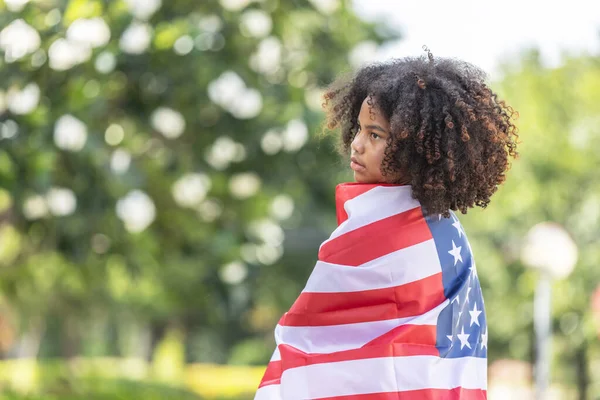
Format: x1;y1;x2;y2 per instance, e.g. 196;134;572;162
350;97;394;184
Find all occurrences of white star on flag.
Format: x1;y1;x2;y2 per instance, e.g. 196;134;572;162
481;329;488;350
448;240;463;266
451;295;460;305
469;263;478;278
451;214;463;238
457;326;471;350
469;302;482;327
447;334;453;343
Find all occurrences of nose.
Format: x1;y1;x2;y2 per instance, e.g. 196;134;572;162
351;129;364;154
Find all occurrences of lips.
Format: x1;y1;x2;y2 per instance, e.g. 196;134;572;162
350;156;366;172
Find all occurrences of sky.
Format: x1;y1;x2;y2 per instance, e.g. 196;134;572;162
352;0;600;79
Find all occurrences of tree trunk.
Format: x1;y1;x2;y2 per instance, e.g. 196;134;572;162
60;316;79;359
576;342;589;400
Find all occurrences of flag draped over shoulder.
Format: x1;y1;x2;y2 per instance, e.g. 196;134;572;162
255;183;488;400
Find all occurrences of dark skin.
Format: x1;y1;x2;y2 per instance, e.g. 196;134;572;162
322;53;519;217
350;96;409;184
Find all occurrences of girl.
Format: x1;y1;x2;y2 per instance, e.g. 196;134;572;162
255;48;519;400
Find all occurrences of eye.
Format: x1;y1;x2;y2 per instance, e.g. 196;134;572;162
370;132;380;140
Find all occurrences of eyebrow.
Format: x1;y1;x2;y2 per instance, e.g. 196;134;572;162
359;123;388;134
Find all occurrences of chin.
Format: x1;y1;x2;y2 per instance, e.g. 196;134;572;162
353;173;374;184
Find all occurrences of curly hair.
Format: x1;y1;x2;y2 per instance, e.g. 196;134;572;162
322;49;519;217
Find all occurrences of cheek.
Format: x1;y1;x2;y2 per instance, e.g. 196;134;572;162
374;143;388;166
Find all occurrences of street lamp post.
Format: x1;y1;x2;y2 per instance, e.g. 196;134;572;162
521;222;578;400
532;269;552;399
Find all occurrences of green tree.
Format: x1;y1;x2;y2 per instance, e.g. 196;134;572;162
0;0;395;365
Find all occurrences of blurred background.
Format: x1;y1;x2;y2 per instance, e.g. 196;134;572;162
0;0;599;399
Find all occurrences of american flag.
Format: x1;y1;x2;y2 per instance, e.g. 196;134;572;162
255;183;487;399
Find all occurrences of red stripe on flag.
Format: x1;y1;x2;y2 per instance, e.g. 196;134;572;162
258;341;440;388
319;207;432;267
279;341;440;370
280;273;445;326
362;324;437;348
318;388;487;400
258;360;282;388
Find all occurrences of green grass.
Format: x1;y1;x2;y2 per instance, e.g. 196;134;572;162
0;378;203;400
0;358;261;399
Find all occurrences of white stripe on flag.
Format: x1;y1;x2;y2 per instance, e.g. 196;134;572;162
280;355;487;399
324;185;420;244
254;383;281;400
304;239;442;293
270;347;280;362
275;300;448;354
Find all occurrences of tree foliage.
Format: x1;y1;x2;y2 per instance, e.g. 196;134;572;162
0;0;391;363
